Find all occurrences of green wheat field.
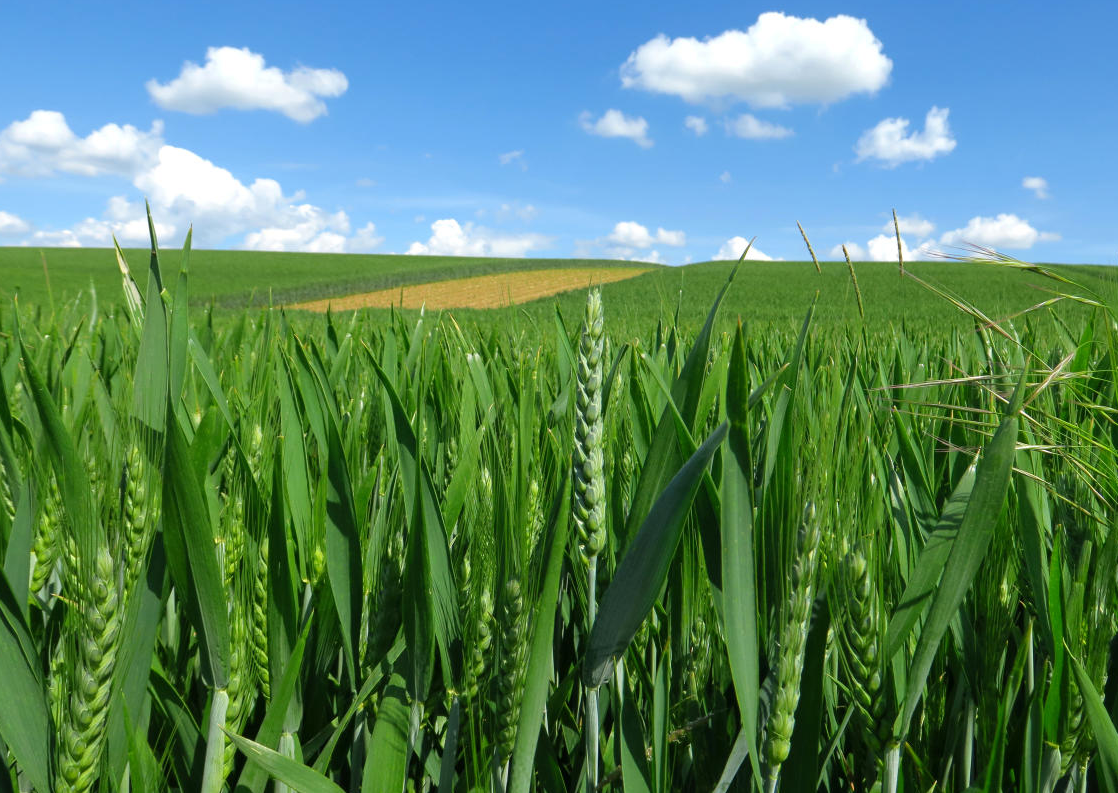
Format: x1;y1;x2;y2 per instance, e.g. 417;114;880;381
2;225;1118;792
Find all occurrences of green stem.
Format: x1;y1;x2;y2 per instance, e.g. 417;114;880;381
586;556;599;793
200;687;229;793
884;743;900;793
275;732;296;793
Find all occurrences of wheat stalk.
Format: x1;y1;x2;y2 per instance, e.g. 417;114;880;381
764;503;822;792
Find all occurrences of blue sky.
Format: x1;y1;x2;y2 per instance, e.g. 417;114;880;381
1;1;1114;264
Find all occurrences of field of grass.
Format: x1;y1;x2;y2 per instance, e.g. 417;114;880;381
6;245;1118;338
0;246;655;311
3;233;1118;791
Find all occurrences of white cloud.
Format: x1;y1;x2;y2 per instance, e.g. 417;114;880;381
720;171;732;183
713;236;773;261
580;109;652;148
866;233;935;261
885;213;935;237
605;248;666;264
146;46;347;122
22;209;176;248
0;211;29;234
243;209;382;253
2;110;384;252
939;213;1059;250
1023;176;1049;199
684;116;708;136
498;149;527;169
856;106;956;167
407;218;551;257
355;177;375;187
829;242;867;260
620;12;891;107
725;114;793;140
607;221;685;249
0;110;163;178
349;223;385;252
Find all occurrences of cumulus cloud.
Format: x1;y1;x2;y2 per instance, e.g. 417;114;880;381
580;109;652;148
1023;176;1049;199
713;236;773;261
146;46;348;122
620;12;891;107
607;221;685;249
865;233;935;261
0;110;163;178
684;116;709;136
407;218;551;257
885;213;935;237
0;211;30;234
2;110;384;252
838;211;1058;263
243;209;383;253
725;113;793;140
939;214;1059;250
856;106;956;167
829;242;867;260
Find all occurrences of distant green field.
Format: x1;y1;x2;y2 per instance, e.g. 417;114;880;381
0;246;653;310
3;246;1116;339
434;259;1118;339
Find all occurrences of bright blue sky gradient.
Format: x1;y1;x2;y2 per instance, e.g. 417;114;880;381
1;1;1114;264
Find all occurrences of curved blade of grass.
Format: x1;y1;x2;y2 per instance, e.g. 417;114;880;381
226;732;344;793
438;698;461;793
311;636;405;775
0;565;50;793
508;469;572;793
369;355;460;683
617;668;653;793
163;406;230;688
402;480;434;702
106;534;168;782
884;461;978;660
324;414;362;686
584;421;728;688
18;325;98;569
721;321;761;788
132;211;168;433
1069;650;1118;790
895;371;1023;741
620;263;737;551
712;729;751;793
113;236;144;327
362;672;410;793
2;480;32;617
168;229;191;405
235;618;312;793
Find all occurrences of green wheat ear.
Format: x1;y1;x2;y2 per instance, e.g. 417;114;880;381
57;546;121;793
764;502;822;791
574;288;606;564
495;577;527;764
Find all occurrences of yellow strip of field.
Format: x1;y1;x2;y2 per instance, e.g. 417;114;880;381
289;267;651;312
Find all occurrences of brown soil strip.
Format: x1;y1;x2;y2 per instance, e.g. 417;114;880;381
289;267;650;312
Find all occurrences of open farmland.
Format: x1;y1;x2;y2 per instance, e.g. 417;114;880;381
0;246;655;311
1;231;1118;791
289;266;651;311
